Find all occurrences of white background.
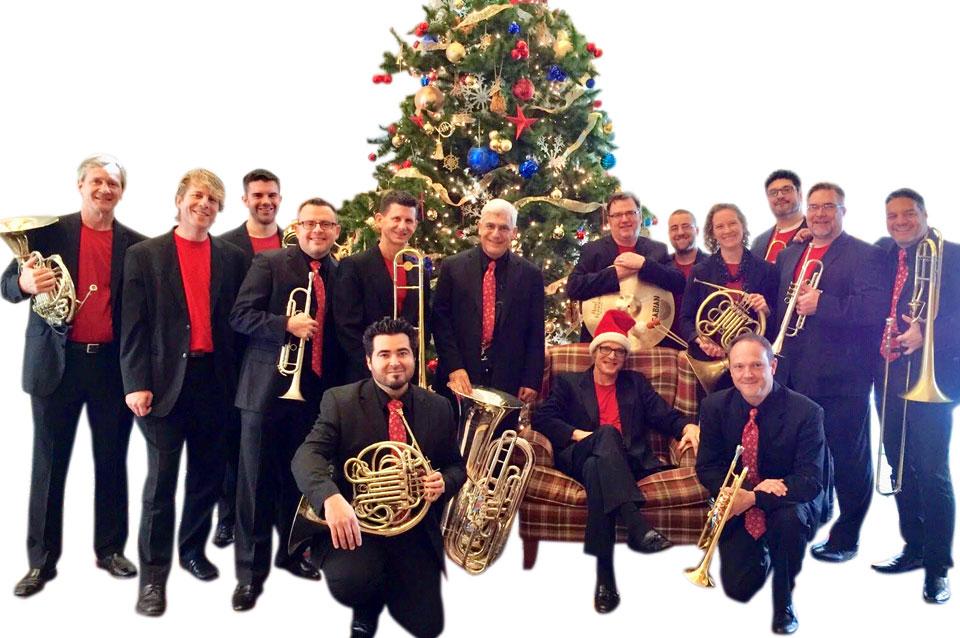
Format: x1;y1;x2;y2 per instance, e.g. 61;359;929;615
1;0;957;635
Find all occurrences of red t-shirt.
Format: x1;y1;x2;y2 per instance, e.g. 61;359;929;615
69;225;113;344
793;244;830;283
174;233;214;353
595;382;622;433
384;254;408;310
671;258;696;318
724;263;744;291
764;227;798;263
249;234;281;254
616;243;635;255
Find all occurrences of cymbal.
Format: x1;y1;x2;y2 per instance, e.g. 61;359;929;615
581;276;675;350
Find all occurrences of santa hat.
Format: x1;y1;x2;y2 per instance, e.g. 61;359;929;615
589;309;634;355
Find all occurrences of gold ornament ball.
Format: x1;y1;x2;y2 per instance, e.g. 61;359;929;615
552;224;565;239
550;188;563;201
423;122;435;134
489;138;502;153
488;131;500;141
427;208;439;221
414;85;445;113
463;74;477;87
545;320;557;335
553;38;573;59
497;138;512;153
391;134;406;148
446;42;466;64
603;122;614;134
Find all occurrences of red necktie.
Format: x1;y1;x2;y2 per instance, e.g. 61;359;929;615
740;408;766;540
481;260;496;350
310;261;326;377
880;248;909;362
387;399;407;443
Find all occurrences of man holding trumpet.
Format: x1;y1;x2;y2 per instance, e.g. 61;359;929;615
228;198;344;610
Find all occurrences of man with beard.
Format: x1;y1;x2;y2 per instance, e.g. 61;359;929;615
752;169;810;264
659;208;707;334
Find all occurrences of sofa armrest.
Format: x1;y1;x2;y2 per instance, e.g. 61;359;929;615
519;427;555;468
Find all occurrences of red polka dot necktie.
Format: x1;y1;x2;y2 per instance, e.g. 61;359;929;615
880;248;909;362
387;399;407;443
310;260;325;377
481;260;496;350
740;408;766;540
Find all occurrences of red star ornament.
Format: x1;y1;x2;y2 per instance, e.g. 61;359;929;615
505;105;540;140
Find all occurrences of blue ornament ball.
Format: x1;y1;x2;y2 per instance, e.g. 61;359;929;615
483;147;501;172
518;158;540;179
547;65;567;82
467;146;489;172
586;77;596;89
508;22;521;35
420;76;430;86
643;216;653;228
423;34;437;44
600;153;616;170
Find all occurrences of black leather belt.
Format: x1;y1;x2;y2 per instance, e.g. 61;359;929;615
67;342;104;354
187;351;212;359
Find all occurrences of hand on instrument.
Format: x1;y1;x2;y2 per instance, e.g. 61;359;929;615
571;429;592;442
18;255;57;295
421;471;445;503
721;486;757;516
287;312;320;339
696;337;726;360
897;314;924;355
754;478;788;497
613;252;646;272
125;390;154;417
795;283;820;316
793;228;813;244
447;368;473;397
744;293;770;317
517;386;538;403
678;423;700;456
324;493;362;551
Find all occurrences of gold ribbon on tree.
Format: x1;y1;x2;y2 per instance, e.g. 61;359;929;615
455;4;515;31
394;166;502;208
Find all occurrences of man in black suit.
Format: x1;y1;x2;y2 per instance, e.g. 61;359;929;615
871;188;957;604
292;318;466;637
432;198;544;407
751;169;810;264
121;169;247;616
2;154;145;596
773;182;886;563
533;309;700;614
214;169;284;549
567;192;685;342
228;197;344;610
697;333;830;634
334;190;427;382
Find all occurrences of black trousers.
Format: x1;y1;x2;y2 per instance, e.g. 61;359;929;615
136;357;226;585
813;394;872;548
555;426;651;558
235;399;316;584
876;361;955;573
216;408;241;530
718;503;816;612
27;345;133;570
321;528;443;638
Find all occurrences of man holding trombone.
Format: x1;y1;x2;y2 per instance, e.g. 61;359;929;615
872;188;957;604
228;198;344;610
697;334;830;634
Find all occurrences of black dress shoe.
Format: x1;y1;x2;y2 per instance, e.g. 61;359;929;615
136;583;166;617
232;583;263;611
772;604;799;634
872;550;923;574
923;574;951;604
212;523;235;548
278;558;322;581
96;553;138;578
810;540;857;563
627;528;674;554
13;568;57;598
594;582;621;614
180;556;219;581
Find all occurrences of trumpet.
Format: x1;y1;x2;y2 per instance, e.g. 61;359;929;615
277;272;314;401
394;247;428;388
771;248;824;356
685;445;748;588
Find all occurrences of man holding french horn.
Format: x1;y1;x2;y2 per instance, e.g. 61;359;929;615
228;198;344;610
872;188;957;604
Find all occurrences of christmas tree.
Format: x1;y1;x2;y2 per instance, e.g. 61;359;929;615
339;0;654;343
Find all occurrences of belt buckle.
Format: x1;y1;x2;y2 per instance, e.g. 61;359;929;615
85;343;100;354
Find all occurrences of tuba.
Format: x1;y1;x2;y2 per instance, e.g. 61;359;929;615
685;445;748;588
0;216;96;329
772;246;823;356
277;272;314;401
288;407;433;552
442;387;534;574
394;247;428;388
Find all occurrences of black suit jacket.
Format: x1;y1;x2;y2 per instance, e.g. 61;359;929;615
431;247;545;395
773;232;886;398
1;212;146;396
874;233;960;398
567;235;685;342
219;222;284;262
679;250;779;360
291;379;466;565
750;219;808;262
333;244;430;382
697;383;832;528
230;247;344;412
658;248;708;269
120;230;248;417
532;368;689;474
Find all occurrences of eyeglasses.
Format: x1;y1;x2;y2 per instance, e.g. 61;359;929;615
806;203;842;214
597;345;628;358
767;185;796;197
608;210;639;220
480;222;513;234
298;220;339;231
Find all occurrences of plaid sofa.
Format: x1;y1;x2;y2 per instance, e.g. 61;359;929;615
517;344;710;569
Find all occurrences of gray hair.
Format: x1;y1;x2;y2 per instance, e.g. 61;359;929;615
77;154;126;190
480;198;518;228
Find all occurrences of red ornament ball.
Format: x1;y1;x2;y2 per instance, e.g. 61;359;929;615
593;100;602;108
387;124;397;135
512;77;535;102
427;358;438;373
594;48;603;58
511;49;521;60
372;75;382;84
383;74;393;84
586;42;596;52
415;21;429;37
368;153;377;162
401;159;413;168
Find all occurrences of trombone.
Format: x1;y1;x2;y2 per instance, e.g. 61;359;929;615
763;238;788;262
277;272;315;401
772;247;824;356
393;247;428;389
